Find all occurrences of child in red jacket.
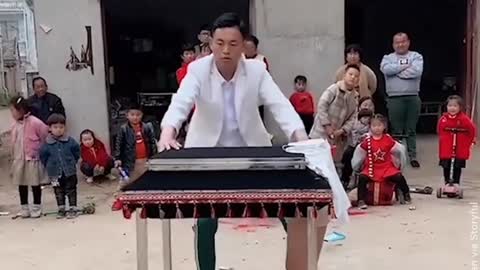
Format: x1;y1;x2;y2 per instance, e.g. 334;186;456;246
176;43;196;85
437;95;476;184
80;129;115;183
289;75;315;132
352;114;411;209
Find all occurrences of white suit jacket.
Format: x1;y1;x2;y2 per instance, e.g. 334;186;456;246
161;54;304;147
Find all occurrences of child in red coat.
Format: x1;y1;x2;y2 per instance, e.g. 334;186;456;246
176;44;196;85
352;114;411;209
437;95;476;184
80;129;115;183
289;75;315;133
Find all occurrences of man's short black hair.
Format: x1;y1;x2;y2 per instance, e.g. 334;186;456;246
294;75;307;84
32;76;47;88
345;64;360;73
47;113;66;126
245;35;259;47
211;12;248;38
127;102;143;112
344;44;363;62
181;43;195;54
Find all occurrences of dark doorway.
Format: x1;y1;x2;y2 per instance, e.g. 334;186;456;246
101;0;250;140
345;0;468;133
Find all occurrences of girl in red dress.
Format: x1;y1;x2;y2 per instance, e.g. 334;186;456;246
352;114;411;209
80;129;115;183
437;95;476;184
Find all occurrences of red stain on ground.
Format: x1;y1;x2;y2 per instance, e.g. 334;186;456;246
219;219;276;232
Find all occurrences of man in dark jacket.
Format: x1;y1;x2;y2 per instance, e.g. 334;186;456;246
28;77;66;124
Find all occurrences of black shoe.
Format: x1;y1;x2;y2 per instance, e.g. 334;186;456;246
410;160;420;168
66;208;79;219
56;208;66;219
358;200;368;210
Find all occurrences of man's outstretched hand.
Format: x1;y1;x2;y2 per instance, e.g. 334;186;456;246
157;126;182;152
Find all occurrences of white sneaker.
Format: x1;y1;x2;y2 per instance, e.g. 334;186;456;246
20;205;30;218
30;204;42;218
86;177;94;184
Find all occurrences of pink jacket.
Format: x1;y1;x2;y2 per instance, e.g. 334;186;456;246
11;115;49;160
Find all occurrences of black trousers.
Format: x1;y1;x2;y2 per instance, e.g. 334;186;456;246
341;146;356;188
443;167;462;184
19;185;42;205
357;173;410;202
299;114;314;134
54;175;78;207
439;159;465;184
80;158;114;177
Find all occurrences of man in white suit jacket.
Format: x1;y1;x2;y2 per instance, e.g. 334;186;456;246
159;13;317;270
160;47;303;148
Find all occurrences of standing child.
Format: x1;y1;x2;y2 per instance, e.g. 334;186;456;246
9;96;49;218
437;95;476;184
289;75;315;133
352;114;411;209
310;64;360;161
113;103;157;185
39;114;80;219
176;44;197;142
80;129;115;183
176;43;196;85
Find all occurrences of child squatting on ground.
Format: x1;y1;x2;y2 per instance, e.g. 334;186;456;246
80;129;116;183
9;96;49;218
351;114;411;210
437;95;476;185
39;114;81;219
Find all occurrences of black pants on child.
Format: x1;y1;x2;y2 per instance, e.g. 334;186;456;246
341;145;356;188
299;114;314;134
54;175;78;207
357;173;410;202
440;159;465;184
80;158;114;177
442;167;462;184
19;185;41;205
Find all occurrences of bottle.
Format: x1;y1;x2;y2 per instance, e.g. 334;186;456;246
118;167;130;182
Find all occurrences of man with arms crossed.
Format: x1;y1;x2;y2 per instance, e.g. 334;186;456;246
381;32;424;168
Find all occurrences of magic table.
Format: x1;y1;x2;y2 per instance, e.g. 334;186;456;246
114;147;333;270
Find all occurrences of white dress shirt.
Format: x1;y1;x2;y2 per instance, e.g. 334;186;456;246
214;66;247;147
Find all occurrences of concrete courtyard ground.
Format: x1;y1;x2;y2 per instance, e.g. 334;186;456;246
0;135;479;270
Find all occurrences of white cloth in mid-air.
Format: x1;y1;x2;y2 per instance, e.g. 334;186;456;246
283;138;351;225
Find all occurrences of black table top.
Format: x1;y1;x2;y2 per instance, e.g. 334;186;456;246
151;146;304;159
123;169;330;192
